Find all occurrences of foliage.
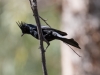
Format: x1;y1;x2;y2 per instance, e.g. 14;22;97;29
0;0;61;75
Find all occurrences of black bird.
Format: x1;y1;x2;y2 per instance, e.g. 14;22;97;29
17;22;81;50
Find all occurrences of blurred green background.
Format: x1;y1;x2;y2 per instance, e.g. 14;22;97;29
0;0;61;75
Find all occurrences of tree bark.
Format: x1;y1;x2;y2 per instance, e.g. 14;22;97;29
61;0;88;75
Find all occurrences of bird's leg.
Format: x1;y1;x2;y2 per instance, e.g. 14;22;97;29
43;37;50;51
45;42;50;51
38;41;50;52
43;31;52;51
38;31;51;52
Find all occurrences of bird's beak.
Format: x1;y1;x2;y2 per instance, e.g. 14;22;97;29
21;33;24;37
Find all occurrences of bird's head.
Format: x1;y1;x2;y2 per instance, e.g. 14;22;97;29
17;21;31;36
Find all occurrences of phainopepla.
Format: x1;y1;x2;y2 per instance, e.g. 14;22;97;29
17;22;81;50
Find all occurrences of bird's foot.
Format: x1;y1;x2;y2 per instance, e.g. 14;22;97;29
45;42;50;51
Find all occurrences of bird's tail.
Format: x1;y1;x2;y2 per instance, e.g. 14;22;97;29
57;37;81;49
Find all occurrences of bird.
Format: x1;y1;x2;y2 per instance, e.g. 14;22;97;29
17;21;81;50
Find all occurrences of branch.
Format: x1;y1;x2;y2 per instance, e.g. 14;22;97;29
33;14;51;28
38;16;51;28
29;0;48;75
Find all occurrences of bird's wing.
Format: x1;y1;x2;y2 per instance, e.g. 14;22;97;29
41;26;67;36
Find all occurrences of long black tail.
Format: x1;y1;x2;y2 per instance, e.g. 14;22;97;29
58;37;81;49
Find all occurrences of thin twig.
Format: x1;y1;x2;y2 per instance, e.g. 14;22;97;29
29;0;48;75
33;14;51;27
67;44;81;57
39;16;51;28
